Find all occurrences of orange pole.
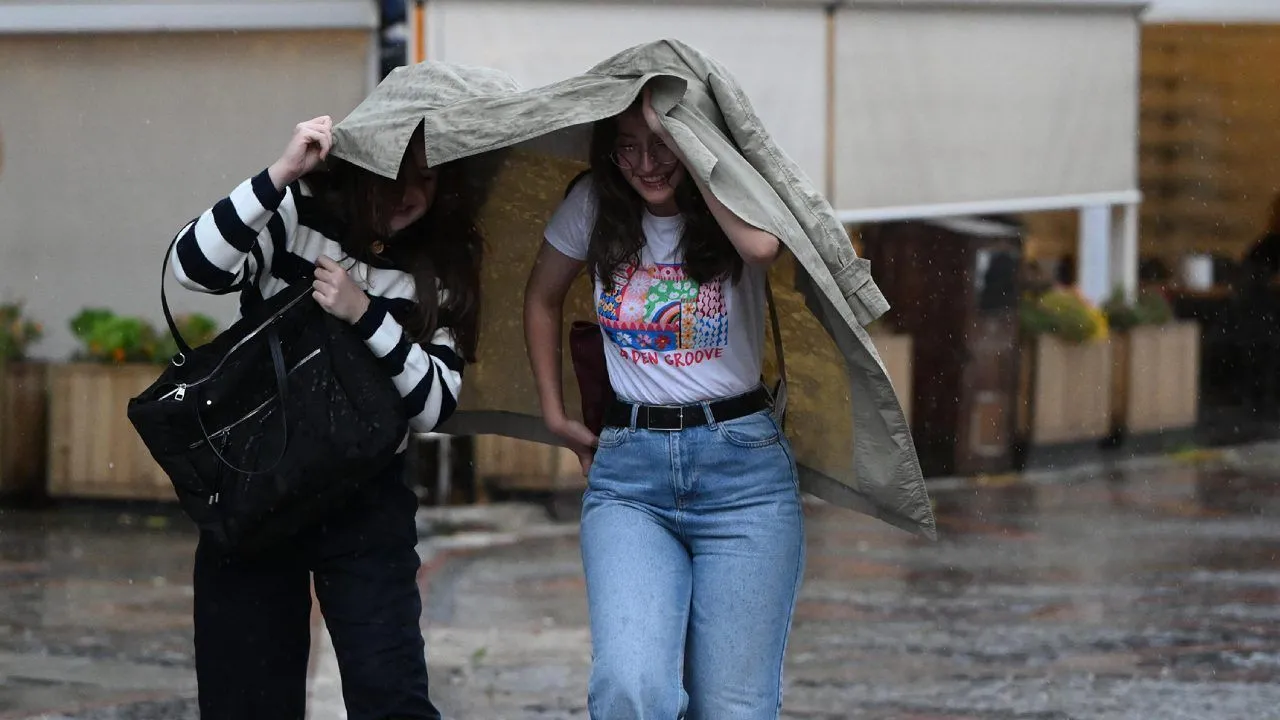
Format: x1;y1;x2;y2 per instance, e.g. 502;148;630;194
411;0;426;64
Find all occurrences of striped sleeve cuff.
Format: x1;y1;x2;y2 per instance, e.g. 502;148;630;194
354;301;388;341
362;312;404;358
251;168;288;211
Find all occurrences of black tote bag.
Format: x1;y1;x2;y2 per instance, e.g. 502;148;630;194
127;240;408;553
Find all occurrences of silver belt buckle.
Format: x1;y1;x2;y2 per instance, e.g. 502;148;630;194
648;405;685;432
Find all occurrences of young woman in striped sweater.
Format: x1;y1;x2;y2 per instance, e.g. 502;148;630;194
171;115;482;720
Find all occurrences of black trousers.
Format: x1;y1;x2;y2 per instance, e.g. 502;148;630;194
193;457;440;720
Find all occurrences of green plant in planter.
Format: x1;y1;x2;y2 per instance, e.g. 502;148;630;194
0;302;43;362
70;308;219;364
156;314;220;360
1019;288;1109;344
1101;293;1141;332
1134;290;1174;326
70;308;162;363
1102;289;1174;332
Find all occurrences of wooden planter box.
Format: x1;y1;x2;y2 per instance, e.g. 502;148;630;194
1111;321;1201;435
46;363;173;501
472;435;584;496
0;362;50;500
1019;335;1113;446
870;332;914;426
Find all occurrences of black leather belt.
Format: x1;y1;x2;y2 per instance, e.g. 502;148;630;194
604;387;773;431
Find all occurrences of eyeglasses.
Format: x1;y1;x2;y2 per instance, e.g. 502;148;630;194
611;141;677;170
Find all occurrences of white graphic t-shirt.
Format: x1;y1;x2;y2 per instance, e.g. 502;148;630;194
544;179;767;406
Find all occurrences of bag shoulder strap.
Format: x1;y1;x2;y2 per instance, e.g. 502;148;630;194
160;230;259;364
765;277;788;421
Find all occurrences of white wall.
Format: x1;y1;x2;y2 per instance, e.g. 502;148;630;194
0;31;372;359
0;0;378;32
1144;0;1280;22
424;0;831;193
832;4;1141;218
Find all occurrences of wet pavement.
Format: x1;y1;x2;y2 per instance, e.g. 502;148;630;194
2;445;1279;719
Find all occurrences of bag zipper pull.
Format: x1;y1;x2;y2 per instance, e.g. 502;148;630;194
174;384;187;401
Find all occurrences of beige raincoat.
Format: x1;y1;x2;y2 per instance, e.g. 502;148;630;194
332;39;936;540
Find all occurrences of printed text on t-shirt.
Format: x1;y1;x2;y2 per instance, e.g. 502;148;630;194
598;263;728;369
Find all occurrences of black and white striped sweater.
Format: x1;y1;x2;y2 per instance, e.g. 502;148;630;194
171;168;464;441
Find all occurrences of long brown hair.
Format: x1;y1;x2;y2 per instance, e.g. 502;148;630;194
584;104;742;291
307;130;498;362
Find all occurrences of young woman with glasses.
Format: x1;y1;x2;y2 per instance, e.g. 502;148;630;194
523;86;804;719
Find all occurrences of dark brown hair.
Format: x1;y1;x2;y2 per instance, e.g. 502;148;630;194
307;130;498;362
584;104;742;291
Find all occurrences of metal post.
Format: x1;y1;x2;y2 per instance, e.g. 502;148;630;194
1077;205;1112;305
436;435;451;505
1110;203;1140;302
417;432;451;505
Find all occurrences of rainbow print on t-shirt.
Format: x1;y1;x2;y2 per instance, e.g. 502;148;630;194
598;263;728;353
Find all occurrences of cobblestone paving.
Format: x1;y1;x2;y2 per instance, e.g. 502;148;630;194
2;446;1279;719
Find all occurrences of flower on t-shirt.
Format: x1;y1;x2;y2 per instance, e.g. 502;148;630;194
620;299;646;319
652;279;697;303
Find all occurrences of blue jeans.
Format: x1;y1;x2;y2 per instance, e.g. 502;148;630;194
581;407;806;720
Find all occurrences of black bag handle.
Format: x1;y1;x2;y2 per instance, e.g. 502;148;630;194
160;230;293;476
764;278;788;424
160;231;258;365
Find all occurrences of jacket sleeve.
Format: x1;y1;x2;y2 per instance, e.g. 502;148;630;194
698;69;890;325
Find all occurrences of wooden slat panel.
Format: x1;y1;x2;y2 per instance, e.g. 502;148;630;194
0;362;48;497
1031;337;1113;445
1140;25;1280;261
472;435;584;493
46;363;172;501
1124;321;1201;434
